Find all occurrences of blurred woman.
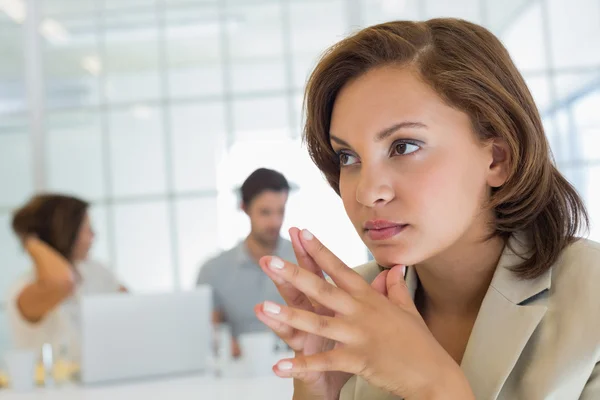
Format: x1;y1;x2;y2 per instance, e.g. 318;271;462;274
6;194;126;360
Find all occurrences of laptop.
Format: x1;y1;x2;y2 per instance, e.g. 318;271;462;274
79;286;212;385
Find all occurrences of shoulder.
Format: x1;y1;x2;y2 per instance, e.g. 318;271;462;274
278;238;293;251
80;259;113;275
547;238;600;343
551;238;600;290
203;246;238;268
277;238;297;263
78;259;120;284
198;246;238;279
78;259;122;292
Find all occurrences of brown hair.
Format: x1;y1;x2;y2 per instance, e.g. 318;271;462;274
240;168;290;206
303;18;588;279
12;194;89;262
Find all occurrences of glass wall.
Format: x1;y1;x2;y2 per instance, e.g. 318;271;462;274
1;0;599;357
0;0;30;360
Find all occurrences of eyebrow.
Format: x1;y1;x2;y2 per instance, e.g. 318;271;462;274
330;121;427;147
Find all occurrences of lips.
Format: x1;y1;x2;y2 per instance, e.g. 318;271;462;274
363;220;407;241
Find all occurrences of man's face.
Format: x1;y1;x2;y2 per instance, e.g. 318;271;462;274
244;190;288;247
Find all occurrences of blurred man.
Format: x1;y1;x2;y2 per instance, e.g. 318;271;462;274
197;168;295;357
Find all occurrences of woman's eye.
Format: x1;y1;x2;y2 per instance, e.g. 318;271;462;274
339;152;359;166
392;142;420;156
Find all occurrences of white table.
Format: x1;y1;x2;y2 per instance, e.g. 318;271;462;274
0;374;294;399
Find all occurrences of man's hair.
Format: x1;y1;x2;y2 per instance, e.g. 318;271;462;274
240;168;290;206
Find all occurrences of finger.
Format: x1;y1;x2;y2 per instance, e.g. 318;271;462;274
261;256;356;315
289;227;325;279
371;269;389;297
262;301;356;344
273;348;361;377
299;229;370;294
289;227;334;316
254;304;306;351
259;227;327;314
260;262;316;313
386;265;414;309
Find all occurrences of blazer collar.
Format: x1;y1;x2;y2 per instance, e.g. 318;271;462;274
458;234;550;399
403;234;551;399
487;234;552;305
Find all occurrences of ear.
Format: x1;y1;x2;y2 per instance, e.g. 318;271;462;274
487;139;511;188
241;202;249;216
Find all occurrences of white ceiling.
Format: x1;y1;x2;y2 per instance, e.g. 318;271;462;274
1;0;536;77
3;0;598;115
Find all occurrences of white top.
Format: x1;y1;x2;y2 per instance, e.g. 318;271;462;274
5;260;121;361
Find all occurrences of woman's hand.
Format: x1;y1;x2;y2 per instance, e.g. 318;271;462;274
255;227;351;400
257;228;474;400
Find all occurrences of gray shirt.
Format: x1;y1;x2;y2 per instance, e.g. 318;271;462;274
196;238;297;338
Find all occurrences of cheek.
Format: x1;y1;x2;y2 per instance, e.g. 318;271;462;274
79;233;92;248
253;217;264;226
258;216;274;228
339;176;360;225
400;154;488;224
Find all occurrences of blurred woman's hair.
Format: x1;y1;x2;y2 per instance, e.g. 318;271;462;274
303;18;588;279
12;194;89;262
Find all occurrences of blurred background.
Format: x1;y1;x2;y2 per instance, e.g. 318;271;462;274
0;0;598;359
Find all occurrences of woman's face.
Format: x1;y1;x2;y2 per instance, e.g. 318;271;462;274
72;213;95;262
330;66;508;267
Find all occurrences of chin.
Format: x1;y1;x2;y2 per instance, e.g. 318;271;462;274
259;234;279;247
368;243;423;268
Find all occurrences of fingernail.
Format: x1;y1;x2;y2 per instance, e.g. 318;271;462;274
277;361;293;371
269;256;285;270
263;301;281;315
301;229;313;241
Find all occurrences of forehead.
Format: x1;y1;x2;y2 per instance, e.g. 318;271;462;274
249;190;288;208
330;66;464;139
80;212;91;224
78;212;93;232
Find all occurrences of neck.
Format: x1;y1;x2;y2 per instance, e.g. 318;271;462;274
415;232;506;317
245;234;277;263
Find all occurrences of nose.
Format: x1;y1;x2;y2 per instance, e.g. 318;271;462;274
269;214;284;228
355;164;395;208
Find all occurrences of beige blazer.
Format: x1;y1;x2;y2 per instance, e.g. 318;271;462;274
340;237;600;400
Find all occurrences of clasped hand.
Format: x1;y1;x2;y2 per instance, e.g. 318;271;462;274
255;228;472;399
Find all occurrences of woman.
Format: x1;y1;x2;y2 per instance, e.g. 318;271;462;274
6;194;126;361
254;19;600;399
